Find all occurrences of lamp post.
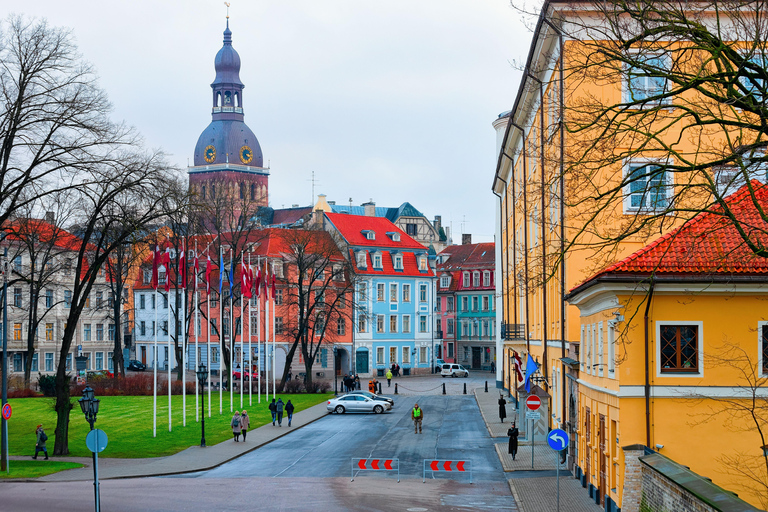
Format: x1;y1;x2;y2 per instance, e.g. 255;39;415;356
78;386;101;512
196;364;207;447
333;346;338;396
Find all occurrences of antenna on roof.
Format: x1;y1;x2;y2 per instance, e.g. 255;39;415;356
349;198;353;207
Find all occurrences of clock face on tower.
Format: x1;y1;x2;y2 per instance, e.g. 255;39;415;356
204;145;216;163
240;145;253;164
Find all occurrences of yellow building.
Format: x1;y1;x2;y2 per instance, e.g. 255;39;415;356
566;182;768;509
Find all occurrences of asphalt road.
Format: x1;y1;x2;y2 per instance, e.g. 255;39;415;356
197;394;505;483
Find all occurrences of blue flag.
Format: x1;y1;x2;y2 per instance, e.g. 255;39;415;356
218;250;224;294
524;354;539;393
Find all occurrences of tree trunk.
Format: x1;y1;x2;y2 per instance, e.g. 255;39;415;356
53;372;72;455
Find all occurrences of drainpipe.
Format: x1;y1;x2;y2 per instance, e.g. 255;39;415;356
644;278;656;448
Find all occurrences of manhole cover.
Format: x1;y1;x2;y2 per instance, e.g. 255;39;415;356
407;508;428;512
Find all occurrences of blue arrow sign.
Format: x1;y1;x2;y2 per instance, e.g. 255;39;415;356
547;428;569;451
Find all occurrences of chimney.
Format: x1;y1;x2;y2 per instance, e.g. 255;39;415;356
328;201;335;206
362;201;376;217
433;215;442;230
462;234;472;245
45;211;55;225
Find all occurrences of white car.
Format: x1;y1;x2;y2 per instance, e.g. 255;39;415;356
441;363;469;378
327;394;392;414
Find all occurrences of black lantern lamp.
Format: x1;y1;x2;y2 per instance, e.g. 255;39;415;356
78;386;100;430
196;363;207;447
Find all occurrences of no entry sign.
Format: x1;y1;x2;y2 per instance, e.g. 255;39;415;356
2;403;11;420
526;395;541;411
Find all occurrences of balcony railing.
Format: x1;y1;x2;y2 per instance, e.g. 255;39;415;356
501;323;525;340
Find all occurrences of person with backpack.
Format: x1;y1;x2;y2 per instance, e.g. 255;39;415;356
269;399;277;426
33;424;48;459
275;398;285;427
285;400;295;427
231;411;242;442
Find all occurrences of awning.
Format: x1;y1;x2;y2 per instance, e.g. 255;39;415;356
559;357;579;369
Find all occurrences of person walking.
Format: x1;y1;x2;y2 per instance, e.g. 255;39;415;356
385;369;393;387
286;399;295;427
507;422;519;460
275;397;285;426
269;399;277;426
231;411;242;442
498;394;507;423
411;403;423;434
240;410;250;441
32;424;48;460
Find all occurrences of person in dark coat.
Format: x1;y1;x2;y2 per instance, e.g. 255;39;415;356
507;422;519;460
498;394;507;423
269;399;277;426
33;424;48;459
275;398;285;426
285;399;295;427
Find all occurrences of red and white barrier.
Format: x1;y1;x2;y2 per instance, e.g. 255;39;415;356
351;458;399;483
423;459;472;483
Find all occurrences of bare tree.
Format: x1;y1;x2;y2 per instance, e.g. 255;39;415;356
275;227;356;391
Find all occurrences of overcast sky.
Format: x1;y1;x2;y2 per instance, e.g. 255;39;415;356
16;1;529;244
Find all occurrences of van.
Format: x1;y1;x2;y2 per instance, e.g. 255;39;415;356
440;363;469;378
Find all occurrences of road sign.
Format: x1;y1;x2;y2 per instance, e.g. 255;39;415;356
423;459;472;484
525;411;540;421
547;428;569;451
85;429;108;453
526;395;541;411
1;403;11;420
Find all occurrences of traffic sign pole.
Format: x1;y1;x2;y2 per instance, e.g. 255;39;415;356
546;428;569;512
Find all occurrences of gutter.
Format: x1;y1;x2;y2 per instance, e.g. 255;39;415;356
644;278;655;448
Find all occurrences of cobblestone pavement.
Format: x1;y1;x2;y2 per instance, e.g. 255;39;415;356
509;476;602;512
377;370;496;396
474;386;517;437
495;443;559;471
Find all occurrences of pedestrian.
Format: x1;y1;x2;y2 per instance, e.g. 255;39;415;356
269;398;277;426
411;403;423;434
354;375;360;390
395;363;400;377
276;397;285;426
507;422;519;460
231;411;242;442
386;369;392;387
287;370;292;382
368;379;375;393
240;410;250;441
286;399;295;427
32;424;48;460
498;394;507;423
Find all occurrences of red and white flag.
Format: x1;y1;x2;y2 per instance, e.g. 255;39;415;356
241;257;251;299
163;247;171;293
205;250;212;294
270;274;276;300
151;245;160;290
513;351;524;382
254;264;261;298
263;263;269;300
178;242;186;290
193;251;200;292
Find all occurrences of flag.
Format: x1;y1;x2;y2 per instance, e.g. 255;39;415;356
247;262;254;299
254;265;261;298
228;252;234;295
263;263;269;300
193;251;200;292
151;245;160;290
163;247;171;293
205;251;212;294
178;242;186;290
270;274;276;300
241;258;251;299
218;249;224;294
524;354;539;393
513;351;524;382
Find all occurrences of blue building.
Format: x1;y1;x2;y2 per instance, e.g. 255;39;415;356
323;212;437;377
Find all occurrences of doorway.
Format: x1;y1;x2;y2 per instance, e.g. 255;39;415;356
356;349;368;374
472;347;482;369
141;346;146;365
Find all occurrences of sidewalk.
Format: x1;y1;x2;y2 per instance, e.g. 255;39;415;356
473;387;601;512
13;401;330;482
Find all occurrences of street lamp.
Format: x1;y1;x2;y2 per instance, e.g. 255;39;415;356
196;364;207;447
78;386;101;512
333;346;338;396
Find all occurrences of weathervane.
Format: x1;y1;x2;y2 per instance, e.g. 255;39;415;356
224;2;230;19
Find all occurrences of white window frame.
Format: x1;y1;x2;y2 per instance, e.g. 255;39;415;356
390;283;398;303
608;322;616;378
377;314;385;334
759;321;768;377
373;253;382;269
597;321;604;377
462;272;470;287
402;284;411;302
377;283;385;302
377;346;385;364
394;254;403;270
440;276;450;288
402;346;410;364
357;251;367;268
389;315;398;333
623;159;672;214
483;271;490;287
623;51;670;105
402;315;411;333
655;320;704;378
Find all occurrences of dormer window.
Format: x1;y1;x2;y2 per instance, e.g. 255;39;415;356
418;256;427;271
393;254;403;270
473;271;480;287
483;271;491;287
387;232;401;242
440;276;450;288
373;253;382;269
357;251;367;268
462;272;470;287
361;230;375;240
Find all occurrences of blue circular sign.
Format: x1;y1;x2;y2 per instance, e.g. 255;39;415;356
85;429;108;453
547;428;569;451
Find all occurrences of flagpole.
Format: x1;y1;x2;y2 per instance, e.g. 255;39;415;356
230;249;234;413
206;246;211;418
239;251;244;410
265;260;270;403
248;252;252;406
271;268;276;398
167;247;172;433
194;242;199;423
257;257;261;404
219;246;223;415
153;246;159;438
181;241;187;427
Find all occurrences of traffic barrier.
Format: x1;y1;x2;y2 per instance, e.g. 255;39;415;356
442;383;446;395
463;382;467;394
485;380;488;392
423;459;472;484
394;383;398;394
351;458;400;483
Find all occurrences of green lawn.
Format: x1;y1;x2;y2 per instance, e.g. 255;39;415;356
7;392;331;458
0;460;84;479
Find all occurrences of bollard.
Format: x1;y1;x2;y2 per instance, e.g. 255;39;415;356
442;382;446;395
463;382;467;394
394;383;398;394
378;381;382;394
485;381;488;392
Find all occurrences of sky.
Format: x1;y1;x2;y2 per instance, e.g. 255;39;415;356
14;1;530;244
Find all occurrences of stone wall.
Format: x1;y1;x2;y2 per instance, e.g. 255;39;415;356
621;445;646;512
640;464;716;512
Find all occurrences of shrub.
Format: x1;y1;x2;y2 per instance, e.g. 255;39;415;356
37;373;57;397
284;379;303;393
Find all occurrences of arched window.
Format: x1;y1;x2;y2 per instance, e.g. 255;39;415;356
250;183;256;200
201;185;206;200
239;183;245;199
211;184;216;199
224;91;232;105
234;92;240;107
216;92;221;107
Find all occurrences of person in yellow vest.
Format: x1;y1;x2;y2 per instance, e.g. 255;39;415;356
411;403;423;434
386;369;393;387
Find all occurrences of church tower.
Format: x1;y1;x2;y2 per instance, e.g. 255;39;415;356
188;17;269;228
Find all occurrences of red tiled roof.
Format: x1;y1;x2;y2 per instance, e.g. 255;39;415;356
437;242;495;270
577;181;768;288
349;249;435;277
325;213;425;249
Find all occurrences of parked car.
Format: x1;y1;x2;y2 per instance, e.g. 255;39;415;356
434;358;446;373
127;360;146;371
232;369;252;380
441;363;469;378
327;394;392;414
86;370;114;379
345;390;395;407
